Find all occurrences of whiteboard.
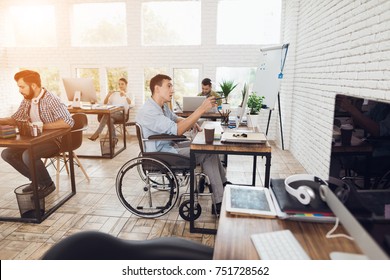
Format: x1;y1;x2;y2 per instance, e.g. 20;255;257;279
253;44;288;110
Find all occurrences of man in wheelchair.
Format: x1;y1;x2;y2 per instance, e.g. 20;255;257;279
136;74;230;214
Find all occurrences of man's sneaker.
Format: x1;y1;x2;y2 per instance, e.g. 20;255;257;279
22;182;56;198
22;183;34;193
38;182;56;198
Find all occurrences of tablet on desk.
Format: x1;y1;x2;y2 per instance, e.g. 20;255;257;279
225;185;277;218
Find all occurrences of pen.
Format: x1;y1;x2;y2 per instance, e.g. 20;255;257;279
215;97;226;100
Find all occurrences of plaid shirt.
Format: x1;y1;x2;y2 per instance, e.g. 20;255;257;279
12;89;74;127
12;89;74;146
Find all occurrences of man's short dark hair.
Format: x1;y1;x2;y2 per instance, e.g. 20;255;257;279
201;78;212;86
14;70;41;87
150;74;171;94
119;78;128;84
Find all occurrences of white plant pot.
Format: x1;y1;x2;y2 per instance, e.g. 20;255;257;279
247;114;260;128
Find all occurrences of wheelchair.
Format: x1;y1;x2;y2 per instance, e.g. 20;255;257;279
116;122;215;220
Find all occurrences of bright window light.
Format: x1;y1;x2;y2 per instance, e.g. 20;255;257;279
6;5;56;47
217;0;281;45
72;2;127;47
142;1;201;46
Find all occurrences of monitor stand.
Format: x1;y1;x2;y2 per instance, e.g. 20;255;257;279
330;251;368;260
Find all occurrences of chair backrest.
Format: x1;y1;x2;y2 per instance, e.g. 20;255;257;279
42;231;213;260
60;113;88;152
135;122;146;154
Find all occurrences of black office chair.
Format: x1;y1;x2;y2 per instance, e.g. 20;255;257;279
42;231;213;260
116;122;215;221
45;113;90;187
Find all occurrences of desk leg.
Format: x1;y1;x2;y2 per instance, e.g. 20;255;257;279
67;133;76;193
29;147;42;222
264;154;271;188
252;155;257;186
107;113;114;158
189;151;196;232
122;109;126;149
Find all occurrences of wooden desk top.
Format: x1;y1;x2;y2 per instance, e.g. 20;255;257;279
176;111;222;119
190;129;271;154
213;194;362;260
68;105;123;114
0;128;71;148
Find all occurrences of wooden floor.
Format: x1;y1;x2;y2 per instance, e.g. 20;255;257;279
0;134;306;260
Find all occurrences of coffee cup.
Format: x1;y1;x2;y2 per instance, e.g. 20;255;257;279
31;121;43;136
340;124;353;146
204;124;215;144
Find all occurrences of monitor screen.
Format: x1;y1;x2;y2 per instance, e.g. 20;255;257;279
324;94;390;259
62;78;98;103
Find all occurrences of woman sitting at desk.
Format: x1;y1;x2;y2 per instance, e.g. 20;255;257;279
89;78;132;143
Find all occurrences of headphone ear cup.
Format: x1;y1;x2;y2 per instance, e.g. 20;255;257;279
296;185;315;205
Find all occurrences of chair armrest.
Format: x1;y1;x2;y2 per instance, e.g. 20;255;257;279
148;134;188;141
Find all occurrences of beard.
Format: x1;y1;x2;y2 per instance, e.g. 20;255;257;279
23;87;35;100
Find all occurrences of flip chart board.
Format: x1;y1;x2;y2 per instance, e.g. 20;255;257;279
253;44;289;110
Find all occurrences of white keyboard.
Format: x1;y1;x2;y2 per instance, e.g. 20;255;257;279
251;230;311;260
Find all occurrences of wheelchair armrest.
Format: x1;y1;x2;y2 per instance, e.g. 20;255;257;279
148;134;188;141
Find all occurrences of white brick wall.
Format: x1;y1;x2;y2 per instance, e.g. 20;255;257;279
282;0;390;178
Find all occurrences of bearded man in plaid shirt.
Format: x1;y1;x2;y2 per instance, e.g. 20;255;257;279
0;70;74;197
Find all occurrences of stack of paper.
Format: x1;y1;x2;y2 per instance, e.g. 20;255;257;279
0;125;17;139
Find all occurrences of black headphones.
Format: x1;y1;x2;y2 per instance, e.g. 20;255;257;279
285;174;351;205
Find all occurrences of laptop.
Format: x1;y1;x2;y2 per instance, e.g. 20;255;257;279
182;96;206;112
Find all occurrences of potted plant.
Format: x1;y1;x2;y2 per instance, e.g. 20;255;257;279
218;80;238;105
246;93;265;128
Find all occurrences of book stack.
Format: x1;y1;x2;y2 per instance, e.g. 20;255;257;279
0;125;17;139
270;178;335;222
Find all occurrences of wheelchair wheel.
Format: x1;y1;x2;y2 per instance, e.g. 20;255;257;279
179;200;202;221
116;157;179;218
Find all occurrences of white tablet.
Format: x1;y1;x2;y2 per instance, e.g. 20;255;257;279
225;185;277;218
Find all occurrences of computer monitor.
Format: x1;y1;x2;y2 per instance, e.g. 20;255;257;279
237;86;251;125
322;94;390;259
62;78;98;104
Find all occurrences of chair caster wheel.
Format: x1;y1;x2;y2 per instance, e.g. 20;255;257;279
179;200;202;221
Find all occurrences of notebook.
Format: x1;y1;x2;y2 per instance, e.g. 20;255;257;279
182;96;206;111
221;132;267;144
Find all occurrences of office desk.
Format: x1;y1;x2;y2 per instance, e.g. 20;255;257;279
213;194;362;259
189;129;272;234
0;128;76;223
176;111;222;119
68;106;126;158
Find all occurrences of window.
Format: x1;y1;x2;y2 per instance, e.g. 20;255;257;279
142;1;201;46
173;68;199;106
217;0;281;45
6;5;56;47
143;68;199;104
20;67;60;96
216;67;257;107
106;68;128;91
76;68;101;101
144;67;168;101
72;3;127;47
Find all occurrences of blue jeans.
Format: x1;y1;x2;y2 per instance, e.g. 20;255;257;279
1;141;59;186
